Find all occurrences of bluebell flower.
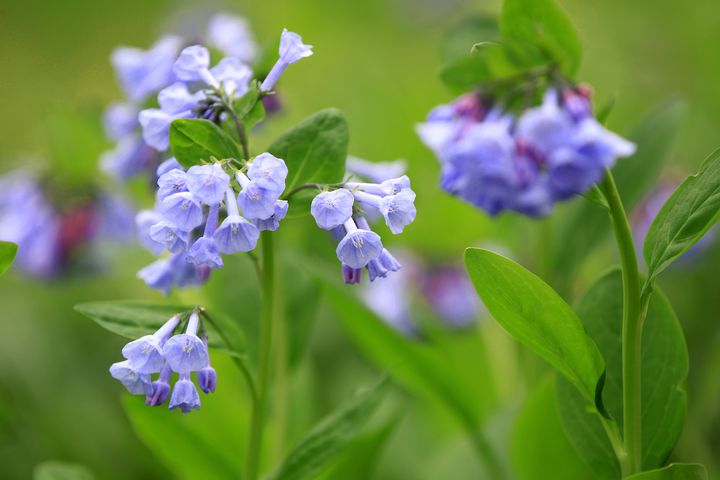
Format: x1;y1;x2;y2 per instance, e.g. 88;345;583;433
366;249;402;281
158;82;204;114
136;210;165;254
207;13;257;62
336;218;383;269
345;175;412;196
311;189;354;230
253;200;288;232
173;45;216;87
352;188;416;234
149;221;189;253
111;35;182;103
346;156;407;183
110;361;152;395
186;205;223;268
214;189;259;252
100;135;155;180
146;363;172;406
261;29;313;92
139;108;193;151
169;373;201;413
210;57;252;97
122;315;181;374
103;102;138;141
236;171;280;220
157;168;188;201
342;263;363;285
137;252;200;294
159;192;204;231
196;338;217;394
156;158;183;177
247;153;288;192
186;163;230;206
162;313;209;374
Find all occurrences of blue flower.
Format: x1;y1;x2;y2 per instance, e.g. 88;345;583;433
336;218;383;269
159;192;204;231
311;189;354;230
169;373;201;413
210;57;252;97
121;315;180;374
207;13;257;62
186;163;230;206
157;169;188;201
352;189;416;234
186;237;223;269
366;249;402;281
161;313;209;374
346;175;412;196
236;172;280;220
261;29;313;91
111;35;182;103
137;252;200;294
136;210;165;254
342;263;363;284
156;158;183;177
214;215;259;253
173;45;212;83
139;108;193;151
198;366;217;394
110;361;152;395
158;82;204;114
103;102;138;141
253;200;288;232
146;363;173;406
247;153;288;192
149;221;189;253
100;135;155;180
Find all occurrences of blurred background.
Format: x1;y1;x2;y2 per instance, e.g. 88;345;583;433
1;0;719;478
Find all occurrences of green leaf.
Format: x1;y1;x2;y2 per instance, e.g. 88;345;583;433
625;464;708;480
74;301;244;357
170;118;242;169
644;148;720;283
499;0;582;75
269;378;388;480
232;86;266;130
0;241;17;275
268;109;349;191
557;269;688;477
123;354;248;480
511;375;594;480
33;462;95;480
464;248;605;405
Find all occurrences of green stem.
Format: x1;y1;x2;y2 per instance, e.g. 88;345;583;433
244;231;275;480
599;171;644;475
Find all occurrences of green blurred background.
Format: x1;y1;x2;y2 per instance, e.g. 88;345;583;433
1;0;719;478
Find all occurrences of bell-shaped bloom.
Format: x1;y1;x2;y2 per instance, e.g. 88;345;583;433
515;90;575;157
158;82;204;114
210;57;252;97
146;363;173;406
173;45;211;82
162;313;210;374
139;108;193;151
253;200;288;232
336;218;383;269
247;153;288;192
111;35;182;103
186;164;230;206
342;263;362;285
366;249;402;281
197;340;217;394
186;237;223;269
346;156;407;183
157;158;184;177
214;215;259;253
110;361;152;395
136;210;165;254
100;135;155;180
260;29;313;91
103;102;138;141
345;175;411;197
159;192;204;231
169;373;201;413
137;252;202;294
207;13;257;62
121;315;181;374
149;221;189;253
157;169;188;200
311;189;354;230
237;171;280;220
378;190;417;234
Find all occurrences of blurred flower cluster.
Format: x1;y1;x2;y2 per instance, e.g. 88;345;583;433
110;311;216;413
418;88;636;216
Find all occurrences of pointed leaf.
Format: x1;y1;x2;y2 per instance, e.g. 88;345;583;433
625;464;708;480
170;118;241;169
0;241;17;275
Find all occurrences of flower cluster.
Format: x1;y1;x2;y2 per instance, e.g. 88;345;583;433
310;158;417;284
0;170;133;277
417;87;636;216
110;311;216;413
136;154;288;293
101;13;259;180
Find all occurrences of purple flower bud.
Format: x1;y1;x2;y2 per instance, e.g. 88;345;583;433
103;102;138;141
110;361;152;395
186;163;230;206
210;57;252;97
342;263;363;284
162;314;209;374
336;218;383;269
159;192;204;231
157;169;188;200
169;373;201;413
346;176;412;197
146;363;173;406
247;153;288;192
173;45;211;82
366;249;401;281
149;221;189;253
197;366;217;394
207;13;257;62
158;82;204;114
253;200;288;232
311;189;354;230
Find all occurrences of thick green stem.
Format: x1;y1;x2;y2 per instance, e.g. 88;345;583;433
244;231;275;480
599;171;644;475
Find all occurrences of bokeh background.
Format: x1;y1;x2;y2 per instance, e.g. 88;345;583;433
1;0;719;478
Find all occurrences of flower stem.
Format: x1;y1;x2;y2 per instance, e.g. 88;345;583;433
599;171;644;475
244;231;275;480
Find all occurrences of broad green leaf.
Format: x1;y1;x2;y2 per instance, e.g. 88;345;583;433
557;269;688;477
644;148;720;283
232;85;266;130
550;101;685;288
74;301;244;357
626;463;708;480
123;354;249;480
322;274;496;432
269;378;388;480
464;248;604;405
511;375;594;480
268;109;349;191
170;118;242;168
33;461;95;480
0;241;17;275
499;0;581;75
